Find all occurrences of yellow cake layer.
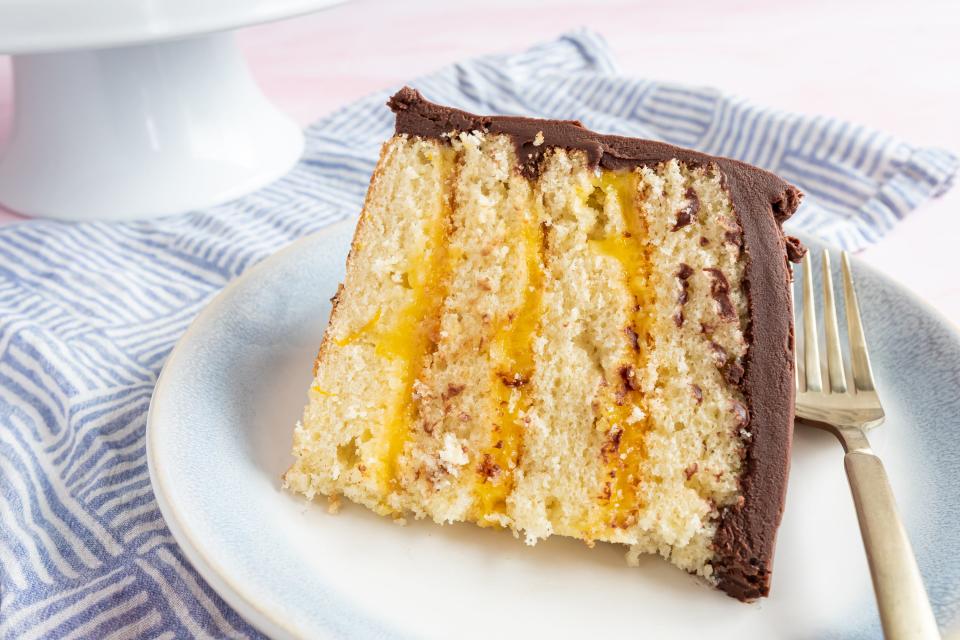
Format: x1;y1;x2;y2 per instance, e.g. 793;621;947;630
284;131;750;578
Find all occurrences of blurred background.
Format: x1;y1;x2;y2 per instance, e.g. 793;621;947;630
4;0;955;318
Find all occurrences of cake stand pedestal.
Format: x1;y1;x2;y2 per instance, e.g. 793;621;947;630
0;0;345;221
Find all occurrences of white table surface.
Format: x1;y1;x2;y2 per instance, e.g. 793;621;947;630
0;0;957;326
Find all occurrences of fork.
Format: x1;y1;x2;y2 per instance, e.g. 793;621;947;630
794;250;939;640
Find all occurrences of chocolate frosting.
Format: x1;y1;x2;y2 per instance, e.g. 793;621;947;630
387;87;804;601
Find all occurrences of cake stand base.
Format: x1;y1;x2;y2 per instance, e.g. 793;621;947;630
0;32;304;221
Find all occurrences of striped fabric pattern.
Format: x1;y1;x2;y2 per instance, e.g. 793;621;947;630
0;30;955;638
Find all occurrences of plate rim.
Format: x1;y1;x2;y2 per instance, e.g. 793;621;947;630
147;220;355;640
146;223;960;639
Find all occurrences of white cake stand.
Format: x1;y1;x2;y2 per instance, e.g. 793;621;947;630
0;0;347;221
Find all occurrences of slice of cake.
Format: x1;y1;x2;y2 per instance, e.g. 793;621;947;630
283;87;804;601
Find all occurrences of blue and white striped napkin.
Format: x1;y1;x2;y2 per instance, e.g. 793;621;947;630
0;30;955;638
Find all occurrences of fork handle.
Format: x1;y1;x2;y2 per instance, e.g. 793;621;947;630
844;450;940;639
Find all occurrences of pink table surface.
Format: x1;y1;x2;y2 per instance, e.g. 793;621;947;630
0;0;958;327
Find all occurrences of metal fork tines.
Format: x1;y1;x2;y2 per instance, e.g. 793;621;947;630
793;250;939;640
795;251;884;434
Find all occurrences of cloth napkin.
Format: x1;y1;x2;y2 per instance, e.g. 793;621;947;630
0;29;955;639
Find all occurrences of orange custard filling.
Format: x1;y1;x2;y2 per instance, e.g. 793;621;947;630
335;148;456;496
587;170;654;534
334;308;382;347
375;152;456;494
472;191;544;524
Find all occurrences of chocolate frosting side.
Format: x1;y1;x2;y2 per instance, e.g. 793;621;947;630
387;87;804;601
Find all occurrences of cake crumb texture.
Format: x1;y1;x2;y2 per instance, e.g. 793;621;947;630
284;131;754;581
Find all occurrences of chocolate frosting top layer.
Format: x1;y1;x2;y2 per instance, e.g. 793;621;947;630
388;87;804;601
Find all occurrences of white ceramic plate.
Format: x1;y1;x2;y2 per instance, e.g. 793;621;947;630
147;220;960;639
